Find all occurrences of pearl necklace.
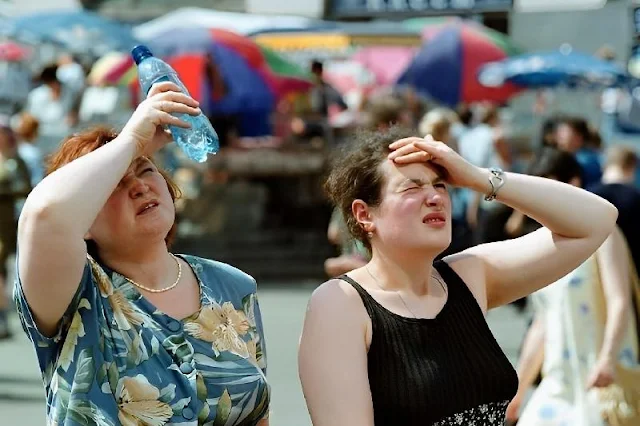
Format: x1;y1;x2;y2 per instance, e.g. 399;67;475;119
123;253;182;293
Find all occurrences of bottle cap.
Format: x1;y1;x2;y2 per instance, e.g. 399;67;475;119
132;45;154;65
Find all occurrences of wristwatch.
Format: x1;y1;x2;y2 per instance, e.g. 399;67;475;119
484;167;505;201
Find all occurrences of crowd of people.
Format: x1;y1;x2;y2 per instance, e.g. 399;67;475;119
0;49;638;426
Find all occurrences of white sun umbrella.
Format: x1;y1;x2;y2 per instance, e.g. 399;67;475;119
133;7;328;41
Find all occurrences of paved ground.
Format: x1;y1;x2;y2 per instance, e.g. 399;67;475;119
0;282;531;425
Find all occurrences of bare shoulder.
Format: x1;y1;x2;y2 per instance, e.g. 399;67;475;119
305;278;371;338
442;251;488;313
307;278;368;318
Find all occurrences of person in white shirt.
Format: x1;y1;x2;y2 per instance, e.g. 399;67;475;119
457;105;511;243
26;65;78;155
56;53;86;97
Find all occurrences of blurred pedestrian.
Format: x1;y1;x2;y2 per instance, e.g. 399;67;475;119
591;145;640;351
450;103;472;145
555;116;603;187
507;149;639;426
417;108;456;150
299;126;617;425
14;82;270;425
591;146;640;271
0;124;31;339
26;64;79;155
56;53;86;97
458;105;512;243
290;60;347;144
14;112;44;186
365;94;405;131
324;207;369;277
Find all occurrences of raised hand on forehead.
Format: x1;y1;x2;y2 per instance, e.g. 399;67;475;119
388;135;488;191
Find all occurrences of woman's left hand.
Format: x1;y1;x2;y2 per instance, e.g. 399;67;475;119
586;357;616;389
388;135;488;191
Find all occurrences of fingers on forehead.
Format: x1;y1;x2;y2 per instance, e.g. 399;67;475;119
391;137;423;146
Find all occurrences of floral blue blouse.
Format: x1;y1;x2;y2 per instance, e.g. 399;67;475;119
14;254;270;426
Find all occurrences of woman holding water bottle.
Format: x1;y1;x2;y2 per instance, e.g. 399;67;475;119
14;80;270;425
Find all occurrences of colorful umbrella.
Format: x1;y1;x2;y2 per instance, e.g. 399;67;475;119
0;41;31;62
88;52;129;85
478;48;632;89
404;17;522;57
103;28;313;114
402;17;452;36
397;22;522;107
352;46;417;86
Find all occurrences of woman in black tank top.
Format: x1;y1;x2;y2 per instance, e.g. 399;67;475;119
298;126;618;425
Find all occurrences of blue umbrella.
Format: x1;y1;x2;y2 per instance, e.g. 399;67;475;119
395;23;521;107
478;48;631;89
3;10;138;55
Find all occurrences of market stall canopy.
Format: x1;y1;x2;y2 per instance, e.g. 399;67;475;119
1;10;138;55
253;21;421;51
133;7;332;41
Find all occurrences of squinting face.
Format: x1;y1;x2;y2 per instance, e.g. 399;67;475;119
369;160;452;253
88;157;175;254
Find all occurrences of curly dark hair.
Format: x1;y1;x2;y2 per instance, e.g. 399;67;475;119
324;125;417;252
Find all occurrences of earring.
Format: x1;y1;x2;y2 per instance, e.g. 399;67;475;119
367;231;373;238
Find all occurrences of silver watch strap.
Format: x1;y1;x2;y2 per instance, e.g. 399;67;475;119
484;167;505;201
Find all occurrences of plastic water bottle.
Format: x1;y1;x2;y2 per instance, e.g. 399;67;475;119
132;45;219;163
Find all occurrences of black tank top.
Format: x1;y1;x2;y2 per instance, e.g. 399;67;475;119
340;260;518;425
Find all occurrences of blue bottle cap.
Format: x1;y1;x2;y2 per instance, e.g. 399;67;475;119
131;45;154;65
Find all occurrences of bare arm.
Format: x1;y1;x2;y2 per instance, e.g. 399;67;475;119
18;134;137;336
387;138;617;311
18;83;199;336
595;227;631;363
466;192;481;228
506;315;545;421
450;171;617;310
504;210;526;238
298;280;374;426
515;316;545;393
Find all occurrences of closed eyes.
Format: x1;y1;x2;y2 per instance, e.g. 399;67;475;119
402;182;447;192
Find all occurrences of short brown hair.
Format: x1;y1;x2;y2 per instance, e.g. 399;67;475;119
367;95;404;130
605;145;637;171
479;105;499;125
47;127;182;257
15;113;39;141
325;125;415;252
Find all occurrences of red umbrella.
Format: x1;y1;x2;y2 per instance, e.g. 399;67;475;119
0;41;30;62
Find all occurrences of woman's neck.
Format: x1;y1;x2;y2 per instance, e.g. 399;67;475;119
368;246;437;296
100;243;177;290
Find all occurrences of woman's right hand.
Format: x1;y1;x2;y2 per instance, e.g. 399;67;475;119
505;393;522;422
388;136;488;192
121;81;201;157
